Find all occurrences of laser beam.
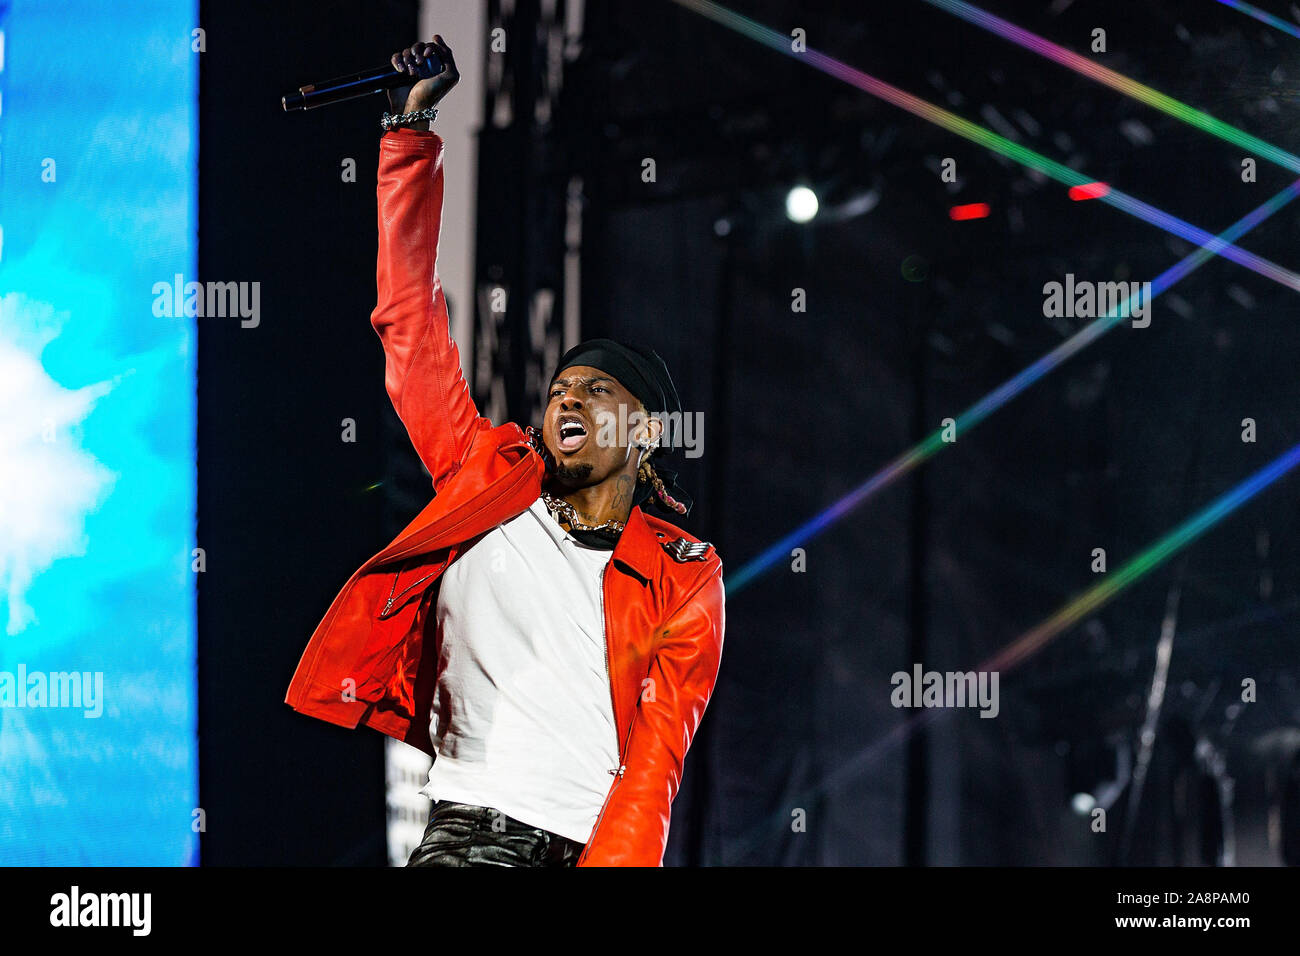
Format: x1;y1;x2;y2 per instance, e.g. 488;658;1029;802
670;0;1300;292
724;438;1300;863
925;0;1300;171
1215;0;1300;41
664;0;1300;590
983;440;1300;672
727;176;1300;592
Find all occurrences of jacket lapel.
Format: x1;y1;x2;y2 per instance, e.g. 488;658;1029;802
610;506;664;583
371;422;545;567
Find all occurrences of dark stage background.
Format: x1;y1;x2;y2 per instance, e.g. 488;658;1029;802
199;0;1300;865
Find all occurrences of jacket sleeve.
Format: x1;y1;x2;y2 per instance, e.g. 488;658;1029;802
581;563;726;866
372;127;488;490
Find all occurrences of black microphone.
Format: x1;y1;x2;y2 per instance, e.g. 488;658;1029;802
281;54;443;111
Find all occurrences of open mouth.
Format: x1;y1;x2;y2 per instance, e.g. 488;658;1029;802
556;415;589;454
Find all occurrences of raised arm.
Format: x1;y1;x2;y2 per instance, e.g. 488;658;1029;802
371;36;486;490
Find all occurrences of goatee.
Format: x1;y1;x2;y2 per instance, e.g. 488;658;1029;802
553;462;594;484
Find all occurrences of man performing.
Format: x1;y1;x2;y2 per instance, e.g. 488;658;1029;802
284;35;726;867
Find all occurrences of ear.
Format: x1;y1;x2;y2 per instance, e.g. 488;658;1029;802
632;411;664;448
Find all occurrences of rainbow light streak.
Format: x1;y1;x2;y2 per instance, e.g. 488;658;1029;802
925;0;1300;171
666;0;1300;589
671;0;1300;292
723;439;1300;863
1216;0;1300;40
984;440;1300;673
727;176;1300;592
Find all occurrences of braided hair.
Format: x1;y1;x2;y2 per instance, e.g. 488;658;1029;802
637;456;687;515
634;406;687;515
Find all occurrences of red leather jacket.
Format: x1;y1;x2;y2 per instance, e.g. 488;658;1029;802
284;128;726;866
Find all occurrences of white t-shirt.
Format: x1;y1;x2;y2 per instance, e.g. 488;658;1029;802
419;497;620;844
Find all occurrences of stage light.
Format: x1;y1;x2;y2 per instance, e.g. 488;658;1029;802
672;0;1300;290
1072;793;1097;815
1069;182;1110;201
785;185;819;223
668;0;1300;592
726;177;1300;593
949;202;991;220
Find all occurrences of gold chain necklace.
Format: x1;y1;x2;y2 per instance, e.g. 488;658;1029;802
540;491;625;534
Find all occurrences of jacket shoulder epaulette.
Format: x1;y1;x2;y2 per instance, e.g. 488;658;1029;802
641;513;718;564
661;537;712;562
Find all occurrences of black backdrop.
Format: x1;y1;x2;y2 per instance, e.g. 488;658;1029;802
197;0;419;866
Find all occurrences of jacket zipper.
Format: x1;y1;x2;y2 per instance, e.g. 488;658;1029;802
376;450;540;617
380;562;440;618
578;561;638;865
377;444;537;567
579;729;638;865
597;562;623;768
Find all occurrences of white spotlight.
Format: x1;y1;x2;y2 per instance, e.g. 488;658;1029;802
785;185;819;223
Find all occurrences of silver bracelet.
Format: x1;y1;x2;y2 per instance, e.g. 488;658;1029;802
380;106;439;131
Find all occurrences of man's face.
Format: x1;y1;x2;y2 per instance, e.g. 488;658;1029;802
544;365;653;487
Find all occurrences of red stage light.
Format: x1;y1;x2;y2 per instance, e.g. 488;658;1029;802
1068;182;1110;201
949;202;991;221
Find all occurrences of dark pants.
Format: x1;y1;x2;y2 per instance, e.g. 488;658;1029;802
406;800;586;867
